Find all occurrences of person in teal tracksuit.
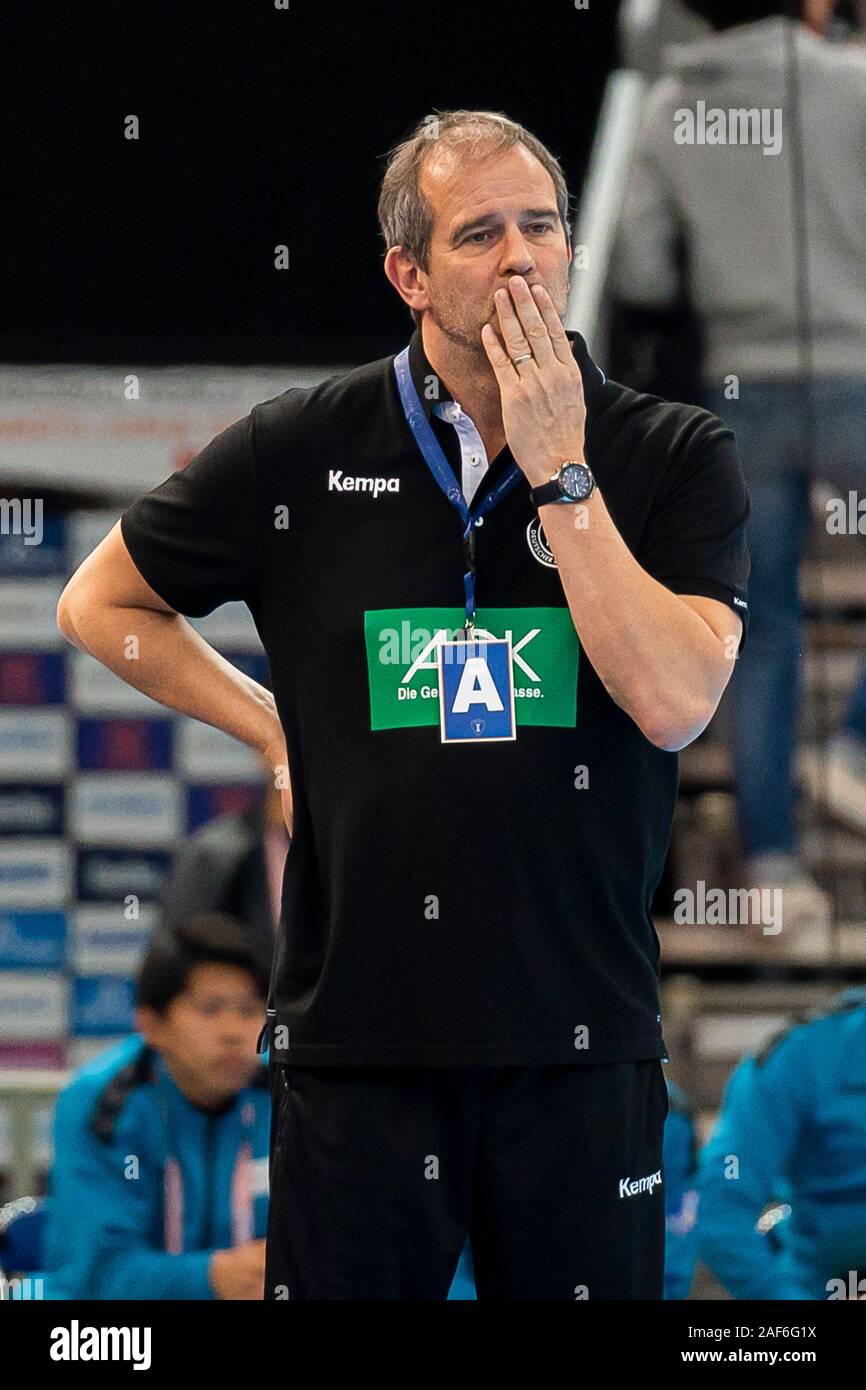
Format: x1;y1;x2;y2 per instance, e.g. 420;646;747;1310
662;1079;699;1300
43;913;272;1300
447;1077;699;1300
697;988;866;1300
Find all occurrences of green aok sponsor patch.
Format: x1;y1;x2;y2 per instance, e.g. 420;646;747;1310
364;607;579;730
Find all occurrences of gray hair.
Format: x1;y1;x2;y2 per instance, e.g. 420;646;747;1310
377;109;574;326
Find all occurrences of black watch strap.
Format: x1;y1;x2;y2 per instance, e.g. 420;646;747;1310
529;479;565;508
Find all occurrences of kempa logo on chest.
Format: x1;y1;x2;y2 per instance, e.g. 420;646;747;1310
328;470;400;497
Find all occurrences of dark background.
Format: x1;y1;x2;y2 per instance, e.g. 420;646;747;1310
3;0;621;365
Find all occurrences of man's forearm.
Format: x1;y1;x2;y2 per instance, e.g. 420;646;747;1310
540;489;729;750
59;599;283;760
481;281;735;750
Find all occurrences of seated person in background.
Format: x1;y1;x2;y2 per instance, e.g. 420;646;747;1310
697;987;866;1299
663;1079;699;1300
44;913;271;1300
157;764;290;956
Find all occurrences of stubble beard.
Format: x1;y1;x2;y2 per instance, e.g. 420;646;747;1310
426;270;570;358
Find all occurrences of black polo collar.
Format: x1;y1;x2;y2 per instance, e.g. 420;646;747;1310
406;324;607;424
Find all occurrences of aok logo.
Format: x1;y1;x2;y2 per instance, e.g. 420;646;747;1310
402;625;542;684
364;606;579;731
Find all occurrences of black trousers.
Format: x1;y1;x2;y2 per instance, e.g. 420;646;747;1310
264;1059;668;1300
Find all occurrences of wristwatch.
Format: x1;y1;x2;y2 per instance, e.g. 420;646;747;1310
530;459;595;509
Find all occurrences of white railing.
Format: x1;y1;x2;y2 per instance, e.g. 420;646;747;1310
565;68;650;349
565;0;707;349
0;1071;67;1199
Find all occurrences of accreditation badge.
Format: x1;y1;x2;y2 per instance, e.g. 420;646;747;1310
437;636;517;744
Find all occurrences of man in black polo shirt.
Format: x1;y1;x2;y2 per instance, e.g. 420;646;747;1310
57;109;749;1300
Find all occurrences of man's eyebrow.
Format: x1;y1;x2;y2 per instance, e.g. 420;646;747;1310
448;207;560;245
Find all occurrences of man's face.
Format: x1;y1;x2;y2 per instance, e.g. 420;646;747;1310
137;962;264;1107
416;143;572;353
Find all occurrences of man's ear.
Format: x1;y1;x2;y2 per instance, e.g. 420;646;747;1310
384;245;429;317
135;1005;162;1047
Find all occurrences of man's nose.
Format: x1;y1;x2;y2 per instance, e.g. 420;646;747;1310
498;227;535;277
218;1013;248;1039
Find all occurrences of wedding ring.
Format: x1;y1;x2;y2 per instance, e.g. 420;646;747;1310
512;352;533;364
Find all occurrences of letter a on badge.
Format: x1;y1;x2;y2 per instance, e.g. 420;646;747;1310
437;637;516;743
451;657;504;713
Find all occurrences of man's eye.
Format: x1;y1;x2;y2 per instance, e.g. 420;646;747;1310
467;224;553;244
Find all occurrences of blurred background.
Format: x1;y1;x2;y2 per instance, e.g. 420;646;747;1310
2;0;866;1299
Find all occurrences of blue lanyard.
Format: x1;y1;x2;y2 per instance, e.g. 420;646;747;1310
393;346;524;631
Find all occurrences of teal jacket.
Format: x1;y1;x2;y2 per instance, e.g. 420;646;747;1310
697;989;866;1299
43;1035;270;1299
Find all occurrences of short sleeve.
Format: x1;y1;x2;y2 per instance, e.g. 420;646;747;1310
120;411;258;617
638;421;751;656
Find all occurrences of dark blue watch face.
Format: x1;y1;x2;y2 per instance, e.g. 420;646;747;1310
560;463;593;500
